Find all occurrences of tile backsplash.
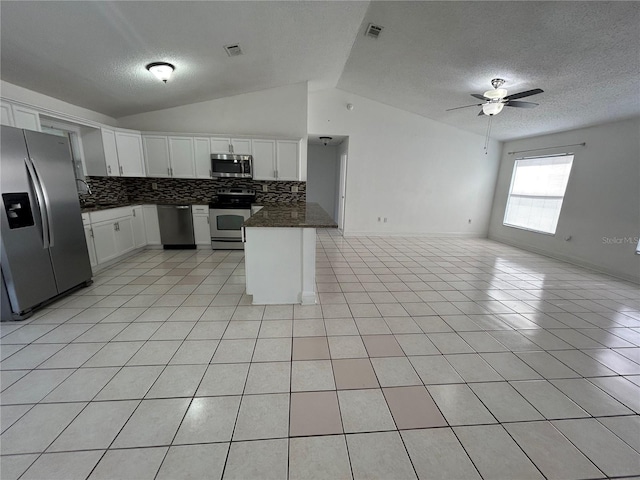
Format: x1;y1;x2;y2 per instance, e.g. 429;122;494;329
80;176;306;206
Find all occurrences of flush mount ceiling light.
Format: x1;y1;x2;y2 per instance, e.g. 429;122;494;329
319;136;333;146
146;62;175;83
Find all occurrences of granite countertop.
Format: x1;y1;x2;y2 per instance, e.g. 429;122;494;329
244;202;337;228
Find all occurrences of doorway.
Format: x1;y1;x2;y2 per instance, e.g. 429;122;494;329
306;135;348;232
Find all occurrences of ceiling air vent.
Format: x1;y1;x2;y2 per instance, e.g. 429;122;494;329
365;23;383;39
224;44;243;57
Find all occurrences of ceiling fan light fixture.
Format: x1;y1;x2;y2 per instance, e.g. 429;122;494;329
483;88;507;99
146;62;175;83
482;102;504;116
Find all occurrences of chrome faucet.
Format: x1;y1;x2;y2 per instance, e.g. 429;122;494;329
76;178;92;195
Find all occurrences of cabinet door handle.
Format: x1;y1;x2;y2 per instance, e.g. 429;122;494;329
133;209;136;217
209;169;212;178
114;223;117;231
107;165;112;174
229;144;233;153
170;167;173;176
90;228;94;238
167;167;171;176
119;165;123;175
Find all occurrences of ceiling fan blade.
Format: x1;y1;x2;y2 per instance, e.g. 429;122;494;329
471;93;488;101
504;88;544;101
445;103;483;112
477;109;485;116
506;100;539;108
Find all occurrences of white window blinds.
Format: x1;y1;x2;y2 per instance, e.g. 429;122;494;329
503;154;574;234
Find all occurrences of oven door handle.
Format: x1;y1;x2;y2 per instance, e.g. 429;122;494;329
241;226;245;243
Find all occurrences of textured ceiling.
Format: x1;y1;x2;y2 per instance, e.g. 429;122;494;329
1;1;638;140
337;1;640;140
0;1;369;117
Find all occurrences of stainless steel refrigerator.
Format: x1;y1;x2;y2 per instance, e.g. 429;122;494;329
1;125;92;321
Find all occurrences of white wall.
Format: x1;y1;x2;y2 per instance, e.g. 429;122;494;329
308;88;501;236
118;82;308;138
336;138;349;223
1;80;118;126
489;118;640;282
307;144;338;221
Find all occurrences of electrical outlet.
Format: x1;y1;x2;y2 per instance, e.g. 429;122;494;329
262;184;268;192
384;217;387;223
152;182;158;190
377;217;381;222
291;185;298;193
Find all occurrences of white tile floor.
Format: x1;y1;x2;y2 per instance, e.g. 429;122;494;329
1;231;640;479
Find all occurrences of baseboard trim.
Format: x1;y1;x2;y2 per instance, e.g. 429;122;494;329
342;231;487;238
489;233;640;284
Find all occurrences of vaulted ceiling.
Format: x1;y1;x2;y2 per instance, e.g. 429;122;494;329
1;1;638;140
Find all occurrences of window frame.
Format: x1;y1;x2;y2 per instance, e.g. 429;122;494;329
502;153;575;235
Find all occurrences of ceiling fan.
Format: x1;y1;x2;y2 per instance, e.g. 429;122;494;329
447;78;543;116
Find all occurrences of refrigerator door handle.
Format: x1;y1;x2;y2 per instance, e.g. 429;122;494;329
24;157;50;248
28;157;54;248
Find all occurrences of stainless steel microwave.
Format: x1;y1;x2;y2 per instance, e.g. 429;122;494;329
211;154;253;178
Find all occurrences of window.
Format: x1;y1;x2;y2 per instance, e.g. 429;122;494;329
503;154;574;234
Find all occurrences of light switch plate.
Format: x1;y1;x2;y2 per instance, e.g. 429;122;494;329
262;184;268;192
291;185;298;193
152;182;158;190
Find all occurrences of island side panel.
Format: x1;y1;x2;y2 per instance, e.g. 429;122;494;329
245;227;309;304
301;228;317;305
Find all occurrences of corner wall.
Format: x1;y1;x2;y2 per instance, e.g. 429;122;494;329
308;89;501;236
488;118;640;282
117;82;308;138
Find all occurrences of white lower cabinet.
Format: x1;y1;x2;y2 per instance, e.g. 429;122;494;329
143;205;161;245
192;205;211;246
83;221;97;268
92;220;120;264
87;206;145;267
114;217;135;255
132;206;146;248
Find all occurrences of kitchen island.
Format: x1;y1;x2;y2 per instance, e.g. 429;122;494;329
244;202;337;304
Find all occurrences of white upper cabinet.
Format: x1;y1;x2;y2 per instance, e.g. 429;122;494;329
115;131;145;177
275;140;299;181
210;137;252;155
252;139;277;181
194;137;212;179
101;128;120;177
168;136;195;178
231;138;251;155
210;137;231;153
143;135;171;177
11;105;41;132
1;102;15;127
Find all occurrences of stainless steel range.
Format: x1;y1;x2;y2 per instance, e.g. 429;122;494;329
209;188;256;250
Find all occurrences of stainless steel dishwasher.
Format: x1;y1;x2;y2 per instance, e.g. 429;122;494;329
157;205;196;249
